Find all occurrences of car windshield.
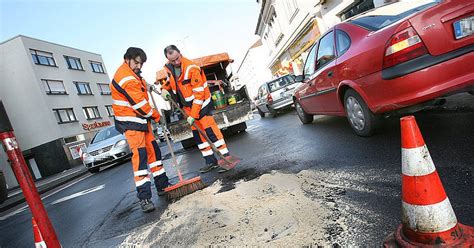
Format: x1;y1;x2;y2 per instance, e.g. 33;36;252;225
91;127;120;144
267;75;295;93
349;1;438;31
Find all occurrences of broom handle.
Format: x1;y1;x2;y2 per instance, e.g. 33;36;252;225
152;88;232;165
149;88;184;182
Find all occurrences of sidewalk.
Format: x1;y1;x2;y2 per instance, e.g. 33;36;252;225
0;165;89;212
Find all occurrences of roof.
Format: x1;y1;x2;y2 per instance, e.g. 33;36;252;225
156;52;234;81
0;35;102;56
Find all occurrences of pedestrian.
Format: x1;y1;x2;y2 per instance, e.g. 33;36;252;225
110;47;170;213
160;45;231;173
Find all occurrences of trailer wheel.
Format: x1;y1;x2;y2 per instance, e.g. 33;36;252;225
181;138;196;150
230;122;247;134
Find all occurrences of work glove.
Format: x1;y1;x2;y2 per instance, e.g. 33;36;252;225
161;89;170;101
187;116;195;126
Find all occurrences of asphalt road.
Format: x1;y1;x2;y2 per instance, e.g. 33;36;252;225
0;104;472;246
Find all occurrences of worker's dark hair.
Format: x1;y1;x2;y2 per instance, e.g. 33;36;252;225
164;45;180;58
124;47;147;62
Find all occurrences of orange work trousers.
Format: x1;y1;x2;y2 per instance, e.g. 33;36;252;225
188;114;230;165
124;124;168;200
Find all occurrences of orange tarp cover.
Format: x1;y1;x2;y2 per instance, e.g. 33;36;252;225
156;53;233;81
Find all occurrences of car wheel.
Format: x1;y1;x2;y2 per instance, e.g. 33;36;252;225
88;167;100;173
344;89;379;137
257;107;265;118
268;106;277;118
295;101;313;124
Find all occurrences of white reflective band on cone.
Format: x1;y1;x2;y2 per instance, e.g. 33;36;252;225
135;177;151;187
202;149;214;156
219;148;229;155
402;145;436;176
35;241;47;248
402;198;458;233
118;76;136;87
134;170;149;177
149;160;163;168
132;99;148;110
198;142;210;149
115;116;147;124
214;139;225;147
152;168;165;177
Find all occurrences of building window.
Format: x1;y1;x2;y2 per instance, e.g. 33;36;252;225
90;61;105;73
97;83;111;95
42;79;67;95
65;56;83;70
53;108;77;124
105;105;114;117
285;0;299;22
267;11;283;46
30;49;56;67
83;106;101;120
74;82;93;95
339;0;375;21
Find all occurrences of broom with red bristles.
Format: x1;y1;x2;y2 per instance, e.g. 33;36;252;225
149;87;205;200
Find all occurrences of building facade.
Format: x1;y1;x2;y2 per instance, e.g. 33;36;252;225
0;35;113;189
235;39;273;99
255;0;388;77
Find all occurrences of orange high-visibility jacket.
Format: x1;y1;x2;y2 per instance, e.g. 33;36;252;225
110;62;160;133
162;57;212;119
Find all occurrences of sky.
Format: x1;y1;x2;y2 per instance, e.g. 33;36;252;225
0;0;261;82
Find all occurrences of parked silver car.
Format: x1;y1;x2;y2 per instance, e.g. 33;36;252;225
83;126;131;173
255;74;302;117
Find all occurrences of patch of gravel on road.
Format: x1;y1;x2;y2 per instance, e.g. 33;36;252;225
119;167;400;246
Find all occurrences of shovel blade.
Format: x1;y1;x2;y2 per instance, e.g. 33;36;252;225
217;155;240;171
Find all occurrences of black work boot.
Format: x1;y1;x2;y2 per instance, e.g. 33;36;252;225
199;163;219;173
139;199;155;213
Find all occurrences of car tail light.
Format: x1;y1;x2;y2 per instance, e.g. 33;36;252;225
267;94;273;104
383;26;428;69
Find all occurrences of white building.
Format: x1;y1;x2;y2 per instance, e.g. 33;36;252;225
235;39;273;99
255;0;386;76
0;35;113;189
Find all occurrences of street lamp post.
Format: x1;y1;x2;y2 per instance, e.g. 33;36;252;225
0;100;60;247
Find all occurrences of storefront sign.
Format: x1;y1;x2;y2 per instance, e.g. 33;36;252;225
82;121;111;131
271;19;321;76
69;143;87;159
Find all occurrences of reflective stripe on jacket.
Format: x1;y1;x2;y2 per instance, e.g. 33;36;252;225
111;62;160;133
161;57;213;119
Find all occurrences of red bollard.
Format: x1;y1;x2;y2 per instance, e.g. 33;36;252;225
0;101;60;247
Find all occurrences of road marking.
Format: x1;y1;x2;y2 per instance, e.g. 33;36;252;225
247;125;260;131
51;184;105;205
0;173;93;221
0;205;28;221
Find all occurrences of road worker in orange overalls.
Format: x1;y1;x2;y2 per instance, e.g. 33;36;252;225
159;45;231;173
110;47;169;213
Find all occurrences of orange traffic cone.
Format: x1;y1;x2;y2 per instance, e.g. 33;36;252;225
32;217;47;248
384;116;473;247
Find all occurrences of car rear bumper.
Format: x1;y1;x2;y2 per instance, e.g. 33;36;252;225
83;145;131;169
270;97;294;110
358;49;474;114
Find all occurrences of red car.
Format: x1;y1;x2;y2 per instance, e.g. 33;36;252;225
294;0;474;136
